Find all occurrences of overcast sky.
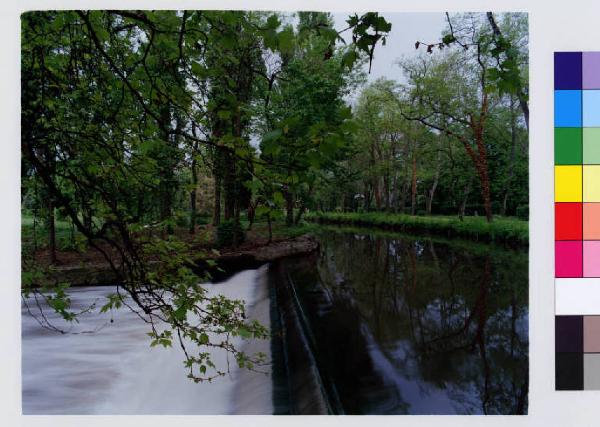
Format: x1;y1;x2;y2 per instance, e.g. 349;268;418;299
332;12;447;93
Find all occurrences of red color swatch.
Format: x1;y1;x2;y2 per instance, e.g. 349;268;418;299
556;203;583;240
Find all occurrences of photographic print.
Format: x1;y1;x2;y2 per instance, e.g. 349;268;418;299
21;10;529;415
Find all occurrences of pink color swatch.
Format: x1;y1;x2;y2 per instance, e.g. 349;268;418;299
584;241;600;277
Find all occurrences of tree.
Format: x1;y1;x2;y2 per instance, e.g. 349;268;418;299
21;9;392;381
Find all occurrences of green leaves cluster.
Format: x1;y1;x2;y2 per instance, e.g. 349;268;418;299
20;9;390;383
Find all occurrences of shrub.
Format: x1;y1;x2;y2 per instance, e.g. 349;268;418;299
516;205;529;220
195;215;210;225
216;219;245;247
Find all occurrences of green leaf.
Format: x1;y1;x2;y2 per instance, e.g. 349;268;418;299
273;191;285;205
262;129;282;142
341;49;359;68
266;14;280;30
191;62;209;78
442;34;456;45
217;110;232;120
278;27;295;54
238;326;251;339
199;333;209;344
173;305;187;321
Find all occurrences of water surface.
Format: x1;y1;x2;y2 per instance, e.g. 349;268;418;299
21;228;528;415
278;229;528;415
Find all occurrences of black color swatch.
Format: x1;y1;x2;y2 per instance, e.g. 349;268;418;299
556;352;584;390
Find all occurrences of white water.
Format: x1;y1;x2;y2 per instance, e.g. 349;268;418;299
21;267;273;415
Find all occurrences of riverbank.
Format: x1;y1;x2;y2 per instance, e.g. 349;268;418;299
307;212;528;246
22;222;318;287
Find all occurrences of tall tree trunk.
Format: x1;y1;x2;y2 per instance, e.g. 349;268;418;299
212;171;221;226
158;105;173;222
479;164;493;222
502;96;518;216
189;158;198;234
392;172;399;213
400;179;409;214
364;183;372;211
266;213;272;244
42;142;57;263
410;154;417;215
247;200;257;231
383;167;390;212
233;195;241;247
426;149;442;216
459;177;472;221
223;152;236;221
295;204;306;225
47;198;56;264
284;183;294;227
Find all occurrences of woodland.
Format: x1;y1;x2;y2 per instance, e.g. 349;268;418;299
21;11;528;381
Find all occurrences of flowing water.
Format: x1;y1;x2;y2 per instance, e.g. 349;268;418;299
21;228;528;415
22;267;273;415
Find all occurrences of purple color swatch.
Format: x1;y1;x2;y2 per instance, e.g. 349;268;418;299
555;52;582;90
583;52;600;89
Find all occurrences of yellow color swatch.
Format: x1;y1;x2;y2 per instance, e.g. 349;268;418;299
555;165;582;202
584;165;600;202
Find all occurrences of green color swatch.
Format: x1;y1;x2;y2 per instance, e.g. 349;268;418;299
584;128;600;164
555;127;583;164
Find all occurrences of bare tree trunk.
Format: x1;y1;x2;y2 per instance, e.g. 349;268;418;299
383;166;391;212
476;156;493;222
410;154;417;215
426;149;442;216
284;184;294;227
247;200;257;231
232;196;241;248
47;199;56;264
459;178;472;221
212;172;221;226
502;96;518;216
267;213;272;244
223;152;236;221
370;144;382;211
189;156;198;234
364;183;372;211
392;172;399;213
294;206;306;225
400;179;409;214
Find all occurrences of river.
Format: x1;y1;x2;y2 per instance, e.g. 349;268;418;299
22;228;528;415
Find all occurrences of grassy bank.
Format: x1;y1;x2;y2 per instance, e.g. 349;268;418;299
306;212;528;246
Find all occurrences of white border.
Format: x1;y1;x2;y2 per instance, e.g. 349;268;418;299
3;0;600;426
556;279;600;315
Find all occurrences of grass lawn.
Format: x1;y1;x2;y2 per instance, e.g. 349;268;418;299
306;211;528;245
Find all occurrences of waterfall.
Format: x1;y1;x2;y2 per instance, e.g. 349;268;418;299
22;266;273;415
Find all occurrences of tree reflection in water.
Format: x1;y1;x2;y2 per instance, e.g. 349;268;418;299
281;229;528;415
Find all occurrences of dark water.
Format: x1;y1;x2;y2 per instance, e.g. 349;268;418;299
277;228;528;415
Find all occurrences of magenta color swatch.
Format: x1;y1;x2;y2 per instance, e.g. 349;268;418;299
583;52;600;89
556;241;583;277
584;241;600;277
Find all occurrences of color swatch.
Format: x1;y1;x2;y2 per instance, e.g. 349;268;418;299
555;52;600;390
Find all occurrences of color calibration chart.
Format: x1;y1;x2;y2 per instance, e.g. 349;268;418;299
555;52;600;390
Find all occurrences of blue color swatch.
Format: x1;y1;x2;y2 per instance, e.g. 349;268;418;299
583;90;600;127
555;90;582;127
